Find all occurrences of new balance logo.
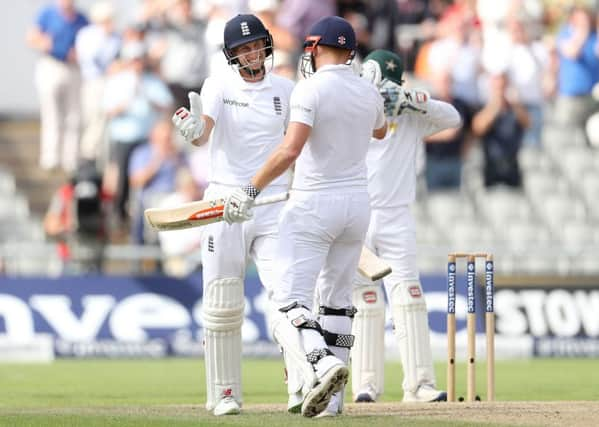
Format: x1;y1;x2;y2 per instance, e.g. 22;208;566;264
273;96;282;115
241;22;250;36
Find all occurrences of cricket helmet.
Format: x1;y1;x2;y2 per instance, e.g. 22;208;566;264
223;14;273;64
300;16;357;78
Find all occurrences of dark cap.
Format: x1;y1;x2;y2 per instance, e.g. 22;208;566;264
223;14;272;51
305;16;356;51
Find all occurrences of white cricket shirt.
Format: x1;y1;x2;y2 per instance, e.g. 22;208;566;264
289;64;385;192
367;99;461;208
200;68;294;187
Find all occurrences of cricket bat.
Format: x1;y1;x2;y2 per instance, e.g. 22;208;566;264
358;246;392;281
146;191;390;281
145;192;289;231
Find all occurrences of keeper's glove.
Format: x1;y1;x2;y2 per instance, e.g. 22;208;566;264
172;91;205;144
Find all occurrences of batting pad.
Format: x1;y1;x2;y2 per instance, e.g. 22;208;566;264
351;284;385;398
202;277;244;410
271;306;318;396
319;306;356;413
390;280;436;393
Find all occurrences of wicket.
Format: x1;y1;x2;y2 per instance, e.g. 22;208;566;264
446;252;495;402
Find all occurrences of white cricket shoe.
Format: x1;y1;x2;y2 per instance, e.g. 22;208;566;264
403;384;447;403
354;383;377;403
213;389;241;416
301;359;348;418
315;391;343;418
287;391;303;413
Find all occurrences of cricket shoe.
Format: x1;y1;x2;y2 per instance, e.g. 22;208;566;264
403;384;447;403
301;358;348;418
213;389;241;416
354;383;377;403
315;390;343;418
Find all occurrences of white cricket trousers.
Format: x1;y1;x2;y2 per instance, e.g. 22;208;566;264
355;204;419;292
80;77;108;163
35;56;81;172
273;189;371;310
200;183;285;292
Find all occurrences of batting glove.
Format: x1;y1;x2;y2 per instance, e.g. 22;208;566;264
398;88;430;115
172;91;205;144
222;185;260;225
380;82;403;117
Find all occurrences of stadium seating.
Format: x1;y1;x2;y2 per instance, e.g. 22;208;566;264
1;108;598;277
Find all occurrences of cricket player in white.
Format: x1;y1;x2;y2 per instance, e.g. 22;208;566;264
171;14;294;416
222;16;387;417
350;49;461;405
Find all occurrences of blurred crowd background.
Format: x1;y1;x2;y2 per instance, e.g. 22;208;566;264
1;0;599;277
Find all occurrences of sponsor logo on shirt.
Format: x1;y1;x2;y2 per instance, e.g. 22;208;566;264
291;103;311;113
223;98;249;107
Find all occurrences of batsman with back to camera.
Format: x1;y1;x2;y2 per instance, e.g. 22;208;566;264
349;49;462;407
222;16;387;417
171;14;294;416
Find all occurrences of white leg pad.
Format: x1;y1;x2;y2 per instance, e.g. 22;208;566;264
351;284;385;398
271;306;318;397
318;306;356;414
202;277;244;411
389;280;436;393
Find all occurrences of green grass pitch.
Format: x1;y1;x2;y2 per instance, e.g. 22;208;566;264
0;358;598;426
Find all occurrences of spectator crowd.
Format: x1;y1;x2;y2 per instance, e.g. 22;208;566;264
26;0;599;274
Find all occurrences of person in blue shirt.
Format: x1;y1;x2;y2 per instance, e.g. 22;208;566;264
26;0;88;173
128;119;188;244
555;5;599;138
102;41;174;225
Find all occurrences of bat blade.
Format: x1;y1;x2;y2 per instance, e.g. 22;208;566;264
358;246;392;281
145;198;227;231
145;192;289;231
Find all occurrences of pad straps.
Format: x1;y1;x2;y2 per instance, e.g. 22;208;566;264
319;305;358;349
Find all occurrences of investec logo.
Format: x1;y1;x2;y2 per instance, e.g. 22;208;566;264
485;261;494;313
467;262;475;313
447;262;456;314
223;98;249;107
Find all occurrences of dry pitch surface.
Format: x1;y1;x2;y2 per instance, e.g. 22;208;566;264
13;401;598;426
254;401;599;426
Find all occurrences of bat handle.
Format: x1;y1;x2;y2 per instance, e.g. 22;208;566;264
253;192;289;207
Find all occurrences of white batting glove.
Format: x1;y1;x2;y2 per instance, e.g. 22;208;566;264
398;88;430;115
222;186;258;225
172;91;205;144
379;81;403;117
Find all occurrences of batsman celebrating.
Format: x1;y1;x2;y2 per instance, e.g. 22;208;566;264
171;14;294;416
350;50;461;406
222;16;387;417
